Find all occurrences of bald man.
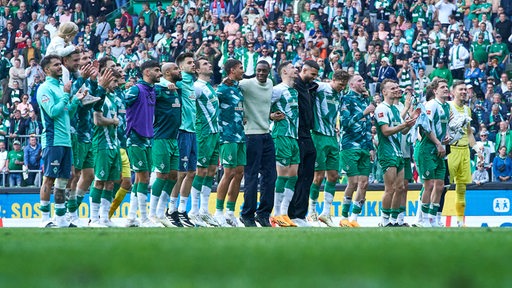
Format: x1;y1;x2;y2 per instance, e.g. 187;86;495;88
148;62;187;227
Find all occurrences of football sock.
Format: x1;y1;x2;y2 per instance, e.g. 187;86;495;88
281;176;297;216
273;176;287;216
350;199;365;221
390;209;400;224
109;187;129;218
428;203;440;221
342;196;352;218
55;203;66;226
149;178;164;217
40;200;50;222
216;199;225;214
178;196;188;213
309;183;320;201
381;208;391;226
226;201;236;212
455;184;466;223
90;187;102;221
156;193;170;218
322;191;334;216
322;181;336;215
200;176;214;214
100;190;112;221
128;192;138;220
77;188;87;207
137;183;149;220
190;176;203;215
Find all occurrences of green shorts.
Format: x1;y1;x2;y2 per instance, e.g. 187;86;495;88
415;144;445;180
75;141;94;170
197;133;220;168
127;145;152;172
274;136;300;166
403;157;413;181
339;149;371;177
220;142;246;168
94;149;121;181
379;155;404;174
152;138;180;173
312;132;339;171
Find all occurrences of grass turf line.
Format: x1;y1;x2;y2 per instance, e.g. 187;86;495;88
0;228;509;288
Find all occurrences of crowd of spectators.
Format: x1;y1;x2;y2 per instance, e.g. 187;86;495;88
1;0;512;186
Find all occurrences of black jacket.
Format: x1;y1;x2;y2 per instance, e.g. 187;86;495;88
294;76;318;139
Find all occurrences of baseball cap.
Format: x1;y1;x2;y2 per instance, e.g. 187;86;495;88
13;140;21;145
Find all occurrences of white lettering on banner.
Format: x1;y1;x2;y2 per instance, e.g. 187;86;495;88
493;198;510;213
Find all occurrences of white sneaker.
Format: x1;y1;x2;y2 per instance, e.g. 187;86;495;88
140;218;162;227
124;218;139;227
55;217;72;228
88;219;107;228
68;212;82;227
81;94;101;105
99;218;118;227
147;216;165;227
41;220;57;228
199;212;219;227
214;213;231;227
225;214;239;227
291;218;311;227
157;215;176;227
318;214;336;227
189;213;207;227
307;210;319;223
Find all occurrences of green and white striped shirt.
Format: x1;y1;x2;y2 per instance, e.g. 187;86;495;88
313;82;340;137
271;83;299;139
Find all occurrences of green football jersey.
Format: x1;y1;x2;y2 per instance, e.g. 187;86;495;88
419;98;450;149
217;81;245;144
271;83;299;139
375;102;403;158
92;93;118;151
74;79;97;143
154;77;182;140
339;90;373;150
313;82;340;137
114;87;127;149
177;71;196;132
194;79;220;139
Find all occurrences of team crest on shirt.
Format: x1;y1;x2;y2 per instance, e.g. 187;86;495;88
172;98;181;108
426;110;431;115
378;112;384;118
41;95;50;103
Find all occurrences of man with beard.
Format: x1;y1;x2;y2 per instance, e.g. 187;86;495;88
149;62;185;227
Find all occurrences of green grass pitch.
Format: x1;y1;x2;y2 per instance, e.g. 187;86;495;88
1;228;510;288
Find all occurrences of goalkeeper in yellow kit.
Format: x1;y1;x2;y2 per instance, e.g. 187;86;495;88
447;80;482;227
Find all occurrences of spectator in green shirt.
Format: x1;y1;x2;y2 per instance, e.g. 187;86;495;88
6;140;23;187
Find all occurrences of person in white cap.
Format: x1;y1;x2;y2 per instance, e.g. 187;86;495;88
377;57;397;86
